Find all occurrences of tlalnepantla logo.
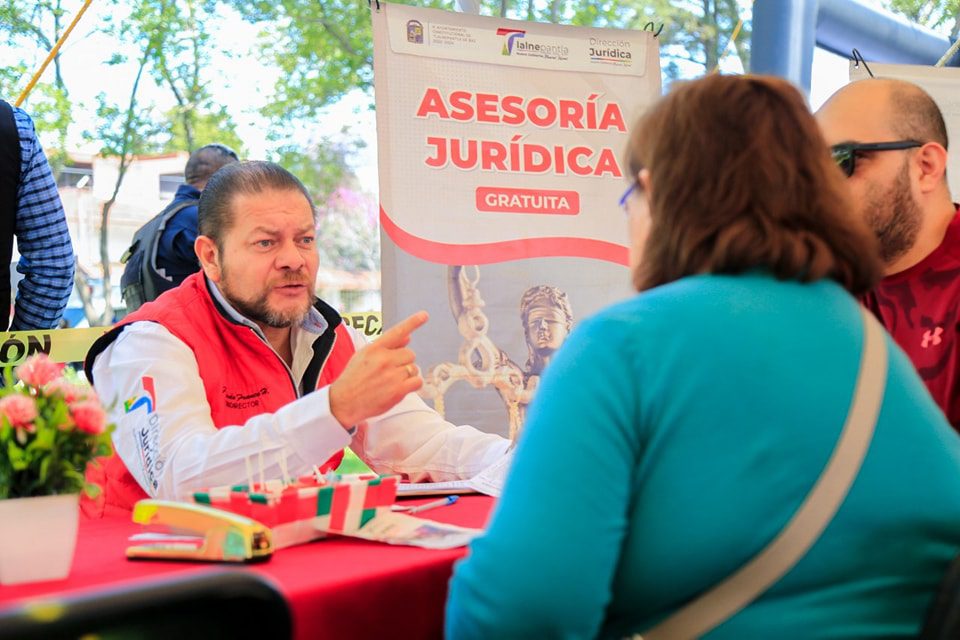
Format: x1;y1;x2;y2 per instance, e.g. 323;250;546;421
497;28;525;55
496;27;569;61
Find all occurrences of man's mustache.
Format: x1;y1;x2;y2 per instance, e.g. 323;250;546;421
269;276;310;287
274;272;312;286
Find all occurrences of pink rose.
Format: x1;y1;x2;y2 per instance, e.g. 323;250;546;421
45;378;92;403
0;394;38;429
15;354;64;388
69;400;107;435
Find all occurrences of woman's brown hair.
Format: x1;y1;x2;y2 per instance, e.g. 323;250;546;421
625;74;882;294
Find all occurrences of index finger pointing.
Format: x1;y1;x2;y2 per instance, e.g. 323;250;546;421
376;311;429;348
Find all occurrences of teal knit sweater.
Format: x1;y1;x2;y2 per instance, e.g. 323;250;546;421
447;273;960;639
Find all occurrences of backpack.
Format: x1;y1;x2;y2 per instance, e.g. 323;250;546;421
120;198;198;312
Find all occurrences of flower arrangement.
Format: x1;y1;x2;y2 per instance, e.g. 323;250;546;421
0;353;114;500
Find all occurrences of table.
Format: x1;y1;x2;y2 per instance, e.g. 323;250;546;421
0;495;494;640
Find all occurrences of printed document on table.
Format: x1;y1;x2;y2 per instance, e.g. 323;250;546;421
398;450;514;497
349;511;481;549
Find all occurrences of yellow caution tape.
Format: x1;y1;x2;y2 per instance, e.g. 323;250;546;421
0;327;109;367
0;313;383;368
341;312;383;338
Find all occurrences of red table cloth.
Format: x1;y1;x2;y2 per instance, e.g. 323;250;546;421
0;495;494;640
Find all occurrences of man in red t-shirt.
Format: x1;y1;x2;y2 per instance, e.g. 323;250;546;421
817;78;960;431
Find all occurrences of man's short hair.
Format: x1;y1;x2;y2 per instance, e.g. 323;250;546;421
184;143;240;186
890;83;949;150
198;161;316;248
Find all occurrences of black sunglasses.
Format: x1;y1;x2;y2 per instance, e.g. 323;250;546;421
830;140;922;177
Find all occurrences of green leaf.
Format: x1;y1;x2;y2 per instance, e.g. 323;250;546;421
39;454;51;484
6;440;27;471
31;425;55;451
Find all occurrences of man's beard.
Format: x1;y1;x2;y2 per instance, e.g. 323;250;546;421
220;268;313;329
230;292;311;329
865;160;922;265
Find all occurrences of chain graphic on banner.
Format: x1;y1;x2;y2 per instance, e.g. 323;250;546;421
419;266;573;442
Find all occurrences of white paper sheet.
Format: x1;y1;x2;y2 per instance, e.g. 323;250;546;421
397;450;514;497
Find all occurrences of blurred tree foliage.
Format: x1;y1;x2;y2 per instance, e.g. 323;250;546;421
162;105;244;155
884;0;960;37
79;32;165;326
230;0;749;126
316;186;380;273
275;133;380;272
3;0;246;161
5;0;252;324
0;0;74;171
105;0;245;154
274;132;362;205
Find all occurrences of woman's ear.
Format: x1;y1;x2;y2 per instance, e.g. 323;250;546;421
638;169;652;197
195;235;222;283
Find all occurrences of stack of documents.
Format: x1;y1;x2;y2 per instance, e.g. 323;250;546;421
397;451;513;497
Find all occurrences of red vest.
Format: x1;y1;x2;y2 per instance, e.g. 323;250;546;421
82;273;355;518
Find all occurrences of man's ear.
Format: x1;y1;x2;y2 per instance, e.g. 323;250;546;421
195;235;222;283
915;142;949;194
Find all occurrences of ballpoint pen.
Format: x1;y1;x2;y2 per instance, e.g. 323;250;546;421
405;495;459;515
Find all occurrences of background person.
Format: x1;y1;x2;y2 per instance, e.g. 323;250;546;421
155;143;239;292
84;161;508;517
446;74;960;639
120;143;240;312
0;100;75;330
817;78;960;431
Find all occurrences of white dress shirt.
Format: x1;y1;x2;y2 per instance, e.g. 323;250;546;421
92;286;510;501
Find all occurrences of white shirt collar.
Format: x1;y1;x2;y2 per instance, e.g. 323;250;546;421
206;277;331;393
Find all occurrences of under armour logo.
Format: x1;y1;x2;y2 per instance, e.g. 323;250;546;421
922;327;944;348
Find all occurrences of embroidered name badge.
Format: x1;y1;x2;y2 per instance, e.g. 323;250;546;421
221;386;269;410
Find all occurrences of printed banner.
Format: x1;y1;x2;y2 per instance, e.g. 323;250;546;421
372;4;661;437
850;63;960;197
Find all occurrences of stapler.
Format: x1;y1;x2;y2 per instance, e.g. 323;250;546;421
127;500;273;563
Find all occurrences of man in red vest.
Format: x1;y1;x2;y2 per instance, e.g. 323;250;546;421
83;161;509;517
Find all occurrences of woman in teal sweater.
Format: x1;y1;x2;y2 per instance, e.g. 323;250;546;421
445;75;960;639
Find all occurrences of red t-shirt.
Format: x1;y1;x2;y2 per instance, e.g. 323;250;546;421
862;205;960;431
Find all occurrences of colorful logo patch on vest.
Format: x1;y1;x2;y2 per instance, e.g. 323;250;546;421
125;376;163;491
124;376;157;414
